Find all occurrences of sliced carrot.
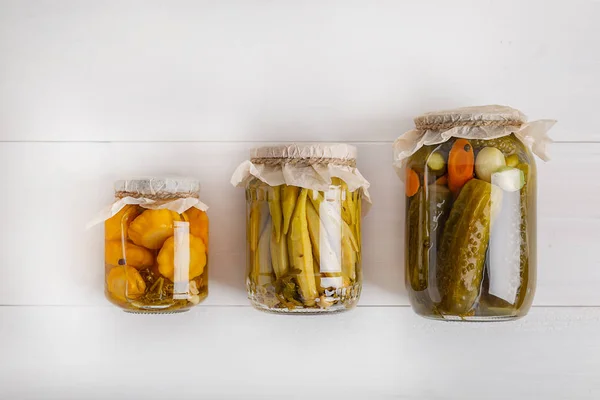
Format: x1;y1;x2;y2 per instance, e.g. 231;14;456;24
406;168;420;197
435;175;448;186
448;139;474;194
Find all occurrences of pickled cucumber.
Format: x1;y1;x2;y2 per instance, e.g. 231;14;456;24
515;162;534;310
427;152;446;173
406;185;452;292
437;179;502;315
407;146;433;174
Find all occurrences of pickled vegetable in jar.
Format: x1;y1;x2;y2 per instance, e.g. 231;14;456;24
100;178;209;313
231;144;371;314
393;106;556;321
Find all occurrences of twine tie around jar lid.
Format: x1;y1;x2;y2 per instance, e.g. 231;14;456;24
113;177;202;201
249;143;357;168
415;118;524;132
115;191;200;201
250;156;356;168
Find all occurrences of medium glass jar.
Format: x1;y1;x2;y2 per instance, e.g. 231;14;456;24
395;106;555;321
232;144;370;314
104;178;209;313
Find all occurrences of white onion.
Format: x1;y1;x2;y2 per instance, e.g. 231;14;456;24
475;147;506;182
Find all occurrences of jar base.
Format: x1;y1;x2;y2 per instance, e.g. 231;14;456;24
247;281;361;315
106;290;208;314
249;298;356;315
123;308;191;315
408;292;530;322
417;311;525;322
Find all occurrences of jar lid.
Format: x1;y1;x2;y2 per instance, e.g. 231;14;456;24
114;177;201;199
414;105;527;131
250;143;357;167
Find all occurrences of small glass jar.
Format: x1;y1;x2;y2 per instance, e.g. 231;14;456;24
394;106;555;321
104;178;209;313
232;144;370;314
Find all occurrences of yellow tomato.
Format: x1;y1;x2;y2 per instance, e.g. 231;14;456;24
128;209;182;249
104;205;141;241
157;234;207;281
105;240;154;269
106;265;146;301
183;207;209;247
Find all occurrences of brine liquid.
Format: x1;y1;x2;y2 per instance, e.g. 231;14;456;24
246;181;362;314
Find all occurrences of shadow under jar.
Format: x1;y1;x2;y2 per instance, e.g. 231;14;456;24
396;106;554;321
232;144;370;314
104;178;209;313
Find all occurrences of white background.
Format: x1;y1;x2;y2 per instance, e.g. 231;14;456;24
0;1;599;399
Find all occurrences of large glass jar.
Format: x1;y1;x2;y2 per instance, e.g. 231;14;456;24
394;106;555;321
103;178;209;313
232;144;371;314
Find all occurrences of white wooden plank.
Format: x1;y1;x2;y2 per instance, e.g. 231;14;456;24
0;0;597;142
0;306;598;399
0;142;597;306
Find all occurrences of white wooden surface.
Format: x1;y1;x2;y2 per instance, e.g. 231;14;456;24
0;307;599;400
1;1;599;399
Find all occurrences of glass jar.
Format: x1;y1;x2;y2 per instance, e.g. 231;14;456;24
394;106;555;321
103;178;209;313
232;144;370;314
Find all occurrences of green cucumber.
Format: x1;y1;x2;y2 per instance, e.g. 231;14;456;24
436;179;501;315
408;146;433;175
427;152;446;173
406;185;453;292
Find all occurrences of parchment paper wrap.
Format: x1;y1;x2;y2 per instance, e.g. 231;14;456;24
87;177;209;229
393;105;556;178
231;143;372;207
